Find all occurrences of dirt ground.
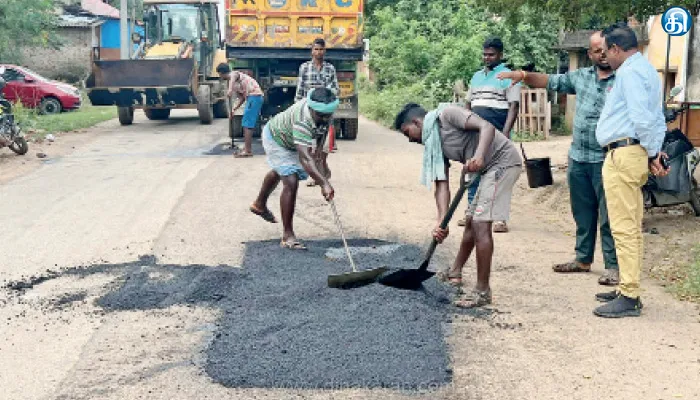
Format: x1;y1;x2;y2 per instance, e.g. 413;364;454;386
0;114;699;400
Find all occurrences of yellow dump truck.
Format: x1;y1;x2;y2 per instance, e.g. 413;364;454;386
86;0;229;125
225;0;364;140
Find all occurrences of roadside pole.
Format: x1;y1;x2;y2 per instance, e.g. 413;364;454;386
120;0;129;60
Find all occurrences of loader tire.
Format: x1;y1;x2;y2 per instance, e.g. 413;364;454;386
144;108;171;120
118;106;134;125
342;118;358;140
197;85;214;125
213;100;229;119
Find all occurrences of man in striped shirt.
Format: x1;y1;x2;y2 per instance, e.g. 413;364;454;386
460;38;521;233
249;88;338;250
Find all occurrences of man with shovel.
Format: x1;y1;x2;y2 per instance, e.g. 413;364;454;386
393;103;522;308
249;88;337;250
496;31;621;286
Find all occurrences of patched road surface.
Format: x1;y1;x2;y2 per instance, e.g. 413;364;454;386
1;112;699;400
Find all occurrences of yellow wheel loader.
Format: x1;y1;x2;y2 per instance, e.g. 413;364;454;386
86;0;229;125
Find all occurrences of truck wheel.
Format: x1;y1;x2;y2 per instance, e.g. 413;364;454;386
690;178;700;217
118;106;134;125
197;85;214;125
343;118;358;140
230;115;243;139
213;100;229;119
144;108;171;120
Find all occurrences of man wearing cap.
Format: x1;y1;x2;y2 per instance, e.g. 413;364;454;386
249;88;338;250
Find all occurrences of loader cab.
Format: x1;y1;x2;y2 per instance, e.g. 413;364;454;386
143;2;220;76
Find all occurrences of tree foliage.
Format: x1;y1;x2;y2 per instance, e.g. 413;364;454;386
361;0;561;124
0;0;59;64
367;0;560;91
471;0;700;29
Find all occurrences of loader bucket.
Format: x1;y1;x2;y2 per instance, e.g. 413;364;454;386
86;59;197;107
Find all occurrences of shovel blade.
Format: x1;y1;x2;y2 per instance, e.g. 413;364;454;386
377;269;435;290
327;267;388;289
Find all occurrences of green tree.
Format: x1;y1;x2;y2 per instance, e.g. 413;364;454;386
0;0;59;64
471;0;699;29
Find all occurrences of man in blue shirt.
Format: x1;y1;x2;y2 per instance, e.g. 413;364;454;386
593;23;669;318
497;32;620;286
459;38;521;234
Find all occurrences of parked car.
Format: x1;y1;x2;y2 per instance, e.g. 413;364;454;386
0;64;81;115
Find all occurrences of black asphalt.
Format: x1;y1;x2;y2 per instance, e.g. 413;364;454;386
4;239;474;391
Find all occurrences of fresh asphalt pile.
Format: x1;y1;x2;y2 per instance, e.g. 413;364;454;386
3;240;472;391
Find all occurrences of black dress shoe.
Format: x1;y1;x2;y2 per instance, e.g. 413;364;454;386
593;295;643;318
595;290;619;302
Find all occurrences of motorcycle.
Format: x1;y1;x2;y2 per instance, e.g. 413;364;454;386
0;68;29;156
642;86;700;216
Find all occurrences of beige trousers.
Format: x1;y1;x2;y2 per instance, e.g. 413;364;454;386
602;144;649;298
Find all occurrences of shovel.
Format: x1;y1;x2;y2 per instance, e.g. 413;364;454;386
378;174;478;290
327;200;387;289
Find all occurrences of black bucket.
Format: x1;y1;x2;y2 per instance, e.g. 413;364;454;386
521;143;553;188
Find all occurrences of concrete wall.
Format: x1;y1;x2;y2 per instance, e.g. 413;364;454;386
686;17;700;102
646;15;687;95
21;27;95;82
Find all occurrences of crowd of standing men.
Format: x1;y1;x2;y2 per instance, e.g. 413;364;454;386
221;23;670;318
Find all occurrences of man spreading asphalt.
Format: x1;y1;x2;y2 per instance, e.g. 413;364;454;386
497;31;621;286
296;38;340;187
394;103;522;308
592;23;669;318
249;88;337;250
217;63;264;158
460;37;521;233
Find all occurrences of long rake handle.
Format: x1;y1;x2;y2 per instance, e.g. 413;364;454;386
329;200;358;273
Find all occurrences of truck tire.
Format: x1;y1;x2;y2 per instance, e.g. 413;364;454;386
213;100;229;119
197;85;214;125
342;118;358;140
118;106;134;125
144;108;171;120
230;115;243;139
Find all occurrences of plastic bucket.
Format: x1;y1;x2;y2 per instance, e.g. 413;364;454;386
520;143;553;188
524;157;553;188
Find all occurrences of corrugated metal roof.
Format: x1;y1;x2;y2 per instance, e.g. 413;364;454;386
58;14;104;27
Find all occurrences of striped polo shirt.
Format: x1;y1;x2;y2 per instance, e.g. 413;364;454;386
267;100;326;150
467;63;521;109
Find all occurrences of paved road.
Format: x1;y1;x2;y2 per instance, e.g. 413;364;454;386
1;111;699;400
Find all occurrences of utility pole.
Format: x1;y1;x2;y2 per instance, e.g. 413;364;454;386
120;0;129;59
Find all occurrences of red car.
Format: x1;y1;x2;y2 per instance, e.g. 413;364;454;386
0;64;81;114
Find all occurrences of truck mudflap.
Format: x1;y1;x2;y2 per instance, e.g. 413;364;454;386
86;59;196;107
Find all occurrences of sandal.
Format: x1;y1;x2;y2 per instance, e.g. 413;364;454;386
307;180;318;187
280;239;307;250
457;216;467;227
234;151;253;158
436;269;463;287
493;221;509;233
249;204;278;223
552;260;591;273
454;289;492;309
598;269;620;286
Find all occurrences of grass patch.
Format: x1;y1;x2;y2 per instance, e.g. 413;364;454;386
13;95;116;137
511;130;545;142
670;247;700;302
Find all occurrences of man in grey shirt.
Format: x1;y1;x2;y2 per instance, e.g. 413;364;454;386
394;103;522;308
